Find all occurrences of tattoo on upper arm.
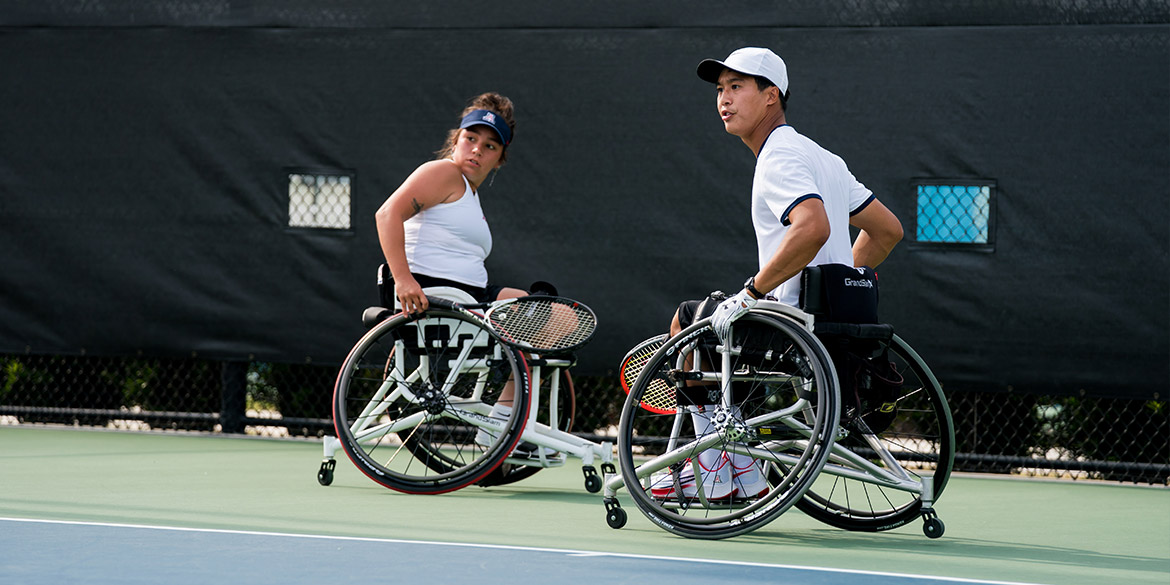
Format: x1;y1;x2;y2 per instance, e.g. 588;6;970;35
409;198;423;217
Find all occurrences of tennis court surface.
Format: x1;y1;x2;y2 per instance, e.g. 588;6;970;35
1;426;1166;585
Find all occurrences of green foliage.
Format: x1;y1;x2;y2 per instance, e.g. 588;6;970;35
246;362;281;412
102;360;158;409
1;358;24;400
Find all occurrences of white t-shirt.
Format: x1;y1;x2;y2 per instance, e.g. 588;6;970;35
403;175;493;288
752;125;875;305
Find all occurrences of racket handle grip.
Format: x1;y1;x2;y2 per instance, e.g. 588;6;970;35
426;296;457;310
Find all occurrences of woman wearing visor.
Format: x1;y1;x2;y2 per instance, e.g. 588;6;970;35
376;92;555;456
376;92;528;315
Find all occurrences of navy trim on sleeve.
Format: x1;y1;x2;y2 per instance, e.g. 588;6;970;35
781;194;823;226
850;194;877;216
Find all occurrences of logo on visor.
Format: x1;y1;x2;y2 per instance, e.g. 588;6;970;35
482;112;496;124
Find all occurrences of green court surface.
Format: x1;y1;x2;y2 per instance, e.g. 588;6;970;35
1;426;1166;584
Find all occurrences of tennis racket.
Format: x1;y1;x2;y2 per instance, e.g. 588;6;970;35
618;334;676;414
483;296;597;353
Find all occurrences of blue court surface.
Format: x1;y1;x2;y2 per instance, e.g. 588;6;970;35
3;518;1052;585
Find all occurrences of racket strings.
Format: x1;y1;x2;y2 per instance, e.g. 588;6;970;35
620;344;658;389
620;335;675;414
487;298;596;352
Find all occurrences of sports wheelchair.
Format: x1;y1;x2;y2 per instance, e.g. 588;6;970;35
601;287;954;540
317;285;614;494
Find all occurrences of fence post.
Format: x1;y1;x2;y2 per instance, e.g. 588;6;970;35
220;361;248;433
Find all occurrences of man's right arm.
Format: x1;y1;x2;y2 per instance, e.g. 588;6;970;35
753;198;832;294
850;198;904;268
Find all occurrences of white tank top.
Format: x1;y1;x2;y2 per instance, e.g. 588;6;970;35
403;174;492;287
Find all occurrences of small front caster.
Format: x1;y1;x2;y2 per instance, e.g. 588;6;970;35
583;465;602;493
318;459;336;486
604;497;627;529
922;510;944;539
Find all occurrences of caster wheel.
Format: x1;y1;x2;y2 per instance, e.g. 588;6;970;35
584;474;602;493
606;506;627;529
923;516;945;539
318;460;335;486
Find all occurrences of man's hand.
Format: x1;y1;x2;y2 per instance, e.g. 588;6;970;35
710;289;757;342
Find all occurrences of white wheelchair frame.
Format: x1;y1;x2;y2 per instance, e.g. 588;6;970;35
319;286;615;493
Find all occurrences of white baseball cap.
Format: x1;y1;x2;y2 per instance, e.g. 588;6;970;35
697;47;789;96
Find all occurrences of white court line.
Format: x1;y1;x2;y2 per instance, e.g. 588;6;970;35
0;517;1051;585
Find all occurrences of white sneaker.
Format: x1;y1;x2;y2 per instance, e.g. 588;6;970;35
696;449;735;500
729;454;769;499
650;460;696;499
649;451;735;501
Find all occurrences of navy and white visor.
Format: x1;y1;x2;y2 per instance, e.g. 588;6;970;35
460;109;512;146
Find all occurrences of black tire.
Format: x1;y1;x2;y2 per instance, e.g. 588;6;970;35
317;460;335;486
584;472;602;493
796;334;955;531
923;516;945;539
606;505;628;529
617;311;840;539
332;308;530;494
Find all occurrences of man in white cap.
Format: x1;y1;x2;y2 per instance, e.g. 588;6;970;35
696;46;904;333
652;47;904;501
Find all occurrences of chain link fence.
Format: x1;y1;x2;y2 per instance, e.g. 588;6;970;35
1;352;1165;485
287;171;352;230
914;181;995;246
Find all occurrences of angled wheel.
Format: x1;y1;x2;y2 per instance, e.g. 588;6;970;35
796;333;955;531
332;307;530;494
617;311;840;539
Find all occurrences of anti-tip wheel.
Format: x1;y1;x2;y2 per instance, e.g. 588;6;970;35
606;506;627;529
584;474;602;493
923;516;945;539
317;460;335;486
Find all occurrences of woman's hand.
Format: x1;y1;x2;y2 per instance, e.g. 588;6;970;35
396;275;428;315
